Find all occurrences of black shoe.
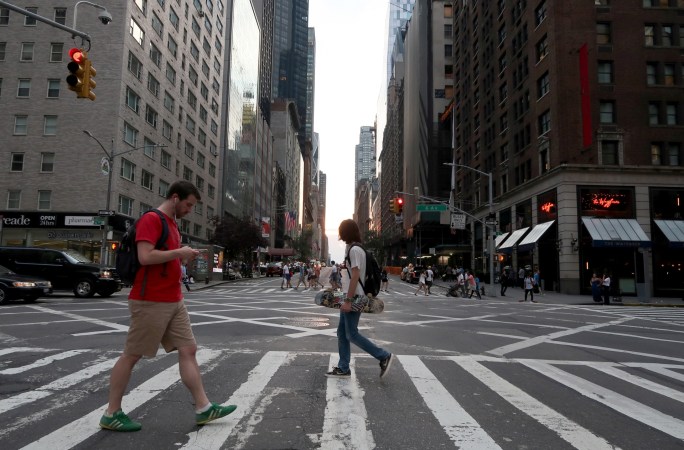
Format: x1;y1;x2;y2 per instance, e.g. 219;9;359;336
379;354;393;378
325;367;351;377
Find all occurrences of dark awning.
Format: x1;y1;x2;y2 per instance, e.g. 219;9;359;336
517;220;555;251
654;220;684;248
581;218;651;248
267;247;295;256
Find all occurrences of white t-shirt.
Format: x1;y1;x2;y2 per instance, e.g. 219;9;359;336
426;269;434;282
282;264;289;277
343;244;366;296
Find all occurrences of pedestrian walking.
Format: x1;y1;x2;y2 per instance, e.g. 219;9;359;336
602;272;612;305
294;263;308;289
99;181;236;432
181;263;191;292
425;266;434;294
281;262;291;289
518;267;525;288
414;270;428;296
467;272;482;299
519;272;538;303
533;268;543;295
329;261;340;290
456;269;466;297
591;273;603;302
381;268;389;292
325;219;392;379
500;267;510;296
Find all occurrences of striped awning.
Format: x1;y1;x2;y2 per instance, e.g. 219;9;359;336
654;220;684;248
517;220;556;251
581;218;651;248
497;227;530;254
494;232;510;248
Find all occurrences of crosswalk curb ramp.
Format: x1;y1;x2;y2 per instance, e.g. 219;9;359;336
2;347;684;449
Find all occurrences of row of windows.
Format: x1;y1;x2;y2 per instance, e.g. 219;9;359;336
5;190;52;210
8;152;55;172
10;114;58;135
0;78;63;98
0;41;66;63
0;7;66;26
597;22;684;47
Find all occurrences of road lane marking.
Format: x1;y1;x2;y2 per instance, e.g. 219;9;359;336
453;357;615;450
0;347;53;357
549;341;684;363
588;363;684;404
0;349;88;375
25;305;129;334
520;360;684;441
487;318;631;356
20;349;221;450
181;351;291;450
381;312;516;326
398;354;501;449
320;354;375;450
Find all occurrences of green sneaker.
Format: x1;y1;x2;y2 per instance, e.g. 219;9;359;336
99;410;142;432
196;402;237;425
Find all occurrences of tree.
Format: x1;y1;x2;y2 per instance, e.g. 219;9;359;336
363;228;390;265
210;214;268;262
289;228;313;262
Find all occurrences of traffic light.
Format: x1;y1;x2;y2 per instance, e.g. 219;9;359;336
66;48;96;100
389;198;396;214
396;197;404;214
110;242;119;251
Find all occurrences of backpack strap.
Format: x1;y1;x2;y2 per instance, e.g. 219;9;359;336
345;242;366;293
140;209;171;297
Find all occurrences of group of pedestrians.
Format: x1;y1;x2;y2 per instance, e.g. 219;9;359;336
499;266;543;303
591;271;613;305
280;262;324;290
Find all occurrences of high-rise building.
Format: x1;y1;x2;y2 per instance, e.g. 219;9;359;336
386;0;414;83
253;0;275;123
272;0;309;146
305;27;316;145
451;1;684;296
0;1;227;265
355;126;376;187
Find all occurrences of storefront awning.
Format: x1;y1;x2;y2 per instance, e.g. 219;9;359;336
494;232;510;248
517;220;556;251
497;227;530;254
581;218;651;248
654;220;684;248
267;247;295;256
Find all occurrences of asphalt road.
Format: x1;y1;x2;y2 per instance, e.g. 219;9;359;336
1;275;684;449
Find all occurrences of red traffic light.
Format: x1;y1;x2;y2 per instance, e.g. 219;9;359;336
396;198;404;206
69;47;84;63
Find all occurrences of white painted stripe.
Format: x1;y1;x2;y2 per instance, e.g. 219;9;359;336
0;350;88;375
520;360;684;440
589;363;684;404
639;365;684;383
180;351;291;449
476;332;528;340
487;318;631;356
0;357;118;414
0;347;52;357
453;357;615;449
21;349;221;450
320;354;375;450
590;329;684;344
26;305;129;333
398;355;501;449
550;340;684;363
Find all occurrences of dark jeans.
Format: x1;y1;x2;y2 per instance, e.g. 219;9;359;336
336;311;389;373
524;288;534;301
501;279;508;295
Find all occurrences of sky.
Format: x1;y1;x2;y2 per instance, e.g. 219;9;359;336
308;0;389;263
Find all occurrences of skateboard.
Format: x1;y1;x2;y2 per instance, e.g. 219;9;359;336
314;289;385;313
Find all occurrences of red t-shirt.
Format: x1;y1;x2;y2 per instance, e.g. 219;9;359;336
129;211;182;302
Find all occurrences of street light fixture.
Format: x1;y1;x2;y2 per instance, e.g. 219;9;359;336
83;130;166;266
444;163;496;297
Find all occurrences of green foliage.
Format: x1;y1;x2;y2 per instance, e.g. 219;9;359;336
210;214;268;261
289;229;313;261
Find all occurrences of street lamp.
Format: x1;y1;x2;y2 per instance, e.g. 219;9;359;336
83;130;166;266
444;163;496;297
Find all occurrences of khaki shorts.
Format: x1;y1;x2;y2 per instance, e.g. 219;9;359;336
124;300;196;357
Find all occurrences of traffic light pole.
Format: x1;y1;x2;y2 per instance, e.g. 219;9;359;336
0;1;92;43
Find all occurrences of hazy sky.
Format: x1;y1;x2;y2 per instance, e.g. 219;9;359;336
308;0;388;262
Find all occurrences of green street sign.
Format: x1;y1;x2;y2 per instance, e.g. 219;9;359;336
416;204;448;212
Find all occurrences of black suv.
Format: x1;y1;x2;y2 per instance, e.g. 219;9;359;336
0;247;122;298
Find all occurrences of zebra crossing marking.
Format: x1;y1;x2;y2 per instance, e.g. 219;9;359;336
520;360;684;441
20;349;222;450
398;354;501;449
589;363;684;404
0;349;88;375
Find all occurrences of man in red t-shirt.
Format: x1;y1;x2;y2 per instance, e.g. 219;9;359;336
100;181;237;432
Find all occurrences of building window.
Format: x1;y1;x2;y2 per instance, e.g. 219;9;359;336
151;13;163;36
147;73;160;97
599;101;615;124
444;44;453;58
41;152;55;172
203;37;211;55
17;78;30;97
14;115;28;135
668;143;681;166
20;42;34;61
144;137;156;158
0;42;5;60
597;61;613;84
535;35;548;62
185;140;195;159
118;195;134;216
169;8;179;30
130;18;145;47
161;150;171;169
197;152;205;169
168;36;178;58
210;119;218;135
666;103;678;125
124;122;138;146
199;106;208;123
37;190;51;210
159;179;169;197
644;24;655;46
664;64;675;85
646;63;657;85
537;72;550;98
183;165;193;181
120;158;136;181
24;7;37;26
135;0;147;14
538;110;551;135
164;90;175;112
166;63;176;85
208;184;215;199
149;43;162;67
50;43;63;62
601;140;619;165
0;7;10;25
7;190;21;209
209;162;216;177
651;143;662;165
128;52;142;80
145;105;158;128
162;121;172;141
10;153;24;172
43;115;58;135
662;25;673;46
126;87;140;113
47;79;60;97
195;175;204;191
649;102;660;125
535;1;547;26
597;22;611;44
188;90;197;110
186;116;196;134
141;169;154;190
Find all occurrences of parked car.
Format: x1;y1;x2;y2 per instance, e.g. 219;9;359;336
0;264;52;304
266;263;283;277
0;247;122;298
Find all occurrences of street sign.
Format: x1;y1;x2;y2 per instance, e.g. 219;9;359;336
451;213;466;230
416;204;448;212
98;209;115;216
485;220;498;226
93;217;105;225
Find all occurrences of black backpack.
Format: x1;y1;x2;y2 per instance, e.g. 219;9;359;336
345;243;382;297
115;209;169;285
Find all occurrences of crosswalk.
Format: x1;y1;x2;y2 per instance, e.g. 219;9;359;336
2;347;684;449
596;306;684;326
